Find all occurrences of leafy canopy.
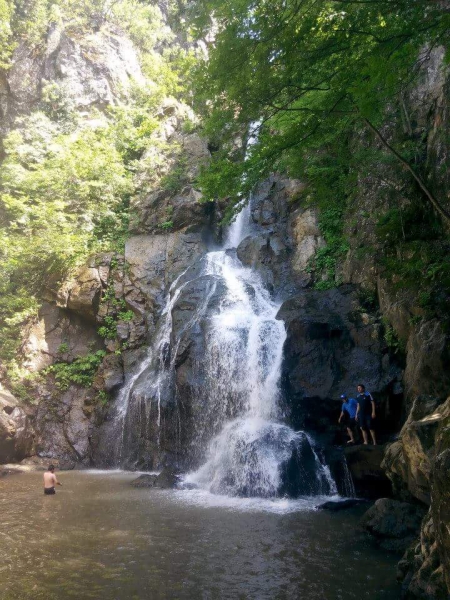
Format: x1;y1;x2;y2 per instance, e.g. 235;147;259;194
190;0;450;204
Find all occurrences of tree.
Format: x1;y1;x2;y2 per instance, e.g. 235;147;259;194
190;0;450;222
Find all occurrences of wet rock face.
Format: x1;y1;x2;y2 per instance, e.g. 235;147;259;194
382;397;450;599
278;285;402;436
344;445;392;499
236;175;322;295
361;498;426;553
34;386;99;468
398;510;449;600
382;396;447;505
93;354;124;393
0;387;35;463
22;302;103;373
170;274;239;464
94;271;227;471
123;232;208;320
432;398;450;594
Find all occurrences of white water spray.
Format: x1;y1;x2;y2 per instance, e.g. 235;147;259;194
114;201;336;498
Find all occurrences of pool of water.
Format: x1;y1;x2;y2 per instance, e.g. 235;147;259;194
0;470;400;600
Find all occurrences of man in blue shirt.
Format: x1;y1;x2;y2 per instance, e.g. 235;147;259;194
338;393;358;444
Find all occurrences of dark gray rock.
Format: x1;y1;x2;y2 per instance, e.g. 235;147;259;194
0;388;35;464
344;445;392;498
94;354;124;393
236;233;291;294
383;396;448;505
235;175;321;296
397;510;449;600
278;286;402;439
131;474;158;488
361;498;426;553
317;498;368;511
154;468;179;489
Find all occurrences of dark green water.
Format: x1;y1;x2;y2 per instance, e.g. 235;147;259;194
0;471;400;600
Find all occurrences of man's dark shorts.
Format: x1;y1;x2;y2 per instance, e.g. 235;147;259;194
343;413;357;432
358;414;373;431
44;487;55;495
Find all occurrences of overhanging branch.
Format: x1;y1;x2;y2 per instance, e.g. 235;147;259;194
364;118;450;224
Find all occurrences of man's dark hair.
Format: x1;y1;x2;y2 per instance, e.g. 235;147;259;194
48;465;55;471
357;384;365;391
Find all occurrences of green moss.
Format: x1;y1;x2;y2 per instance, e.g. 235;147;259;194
308;207;350;290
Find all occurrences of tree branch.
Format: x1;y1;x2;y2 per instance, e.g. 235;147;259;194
364;118;450;224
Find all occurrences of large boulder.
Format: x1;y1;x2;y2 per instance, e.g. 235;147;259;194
361;498;426;553
0;387;35;464
93;354;124;393
278;286;402;437
382;396;447;504
131;474;158;488
21;302;103;372
66;266;103;321
154;468;179;489
397;511;449;600
34;386;98;467
431;398;450;595
134;185;211;235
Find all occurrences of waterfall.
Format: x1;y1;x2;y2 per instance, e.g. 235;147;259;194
112;202;337;498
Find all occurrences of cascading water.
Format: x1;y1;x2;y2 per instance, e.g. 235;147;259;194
112;201;337;498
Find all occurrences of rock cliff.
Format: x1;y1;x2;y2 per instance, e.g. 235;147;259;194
0;6;449;597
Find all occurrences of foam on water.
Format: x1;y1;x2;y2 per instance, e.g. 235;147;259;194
171;487;340;514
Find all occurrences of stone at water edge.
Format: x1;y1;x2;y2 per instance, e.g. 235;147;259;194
154;469;180;489
130;469;180;489
317;499;368;511
397;510;449;600
360;498;426;553
131;474;158;488
0;467;23;477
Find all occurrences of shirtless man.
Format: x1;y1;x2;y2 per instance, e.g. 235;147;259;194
43;465;62;495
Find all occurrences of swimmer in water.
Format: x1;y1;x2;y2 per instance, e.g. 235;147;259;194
43;465;62;495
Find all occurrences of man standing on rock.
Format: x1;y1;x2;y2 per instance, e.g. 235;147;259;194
355;384;377;445
338;393;358;444
43;465;62;495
